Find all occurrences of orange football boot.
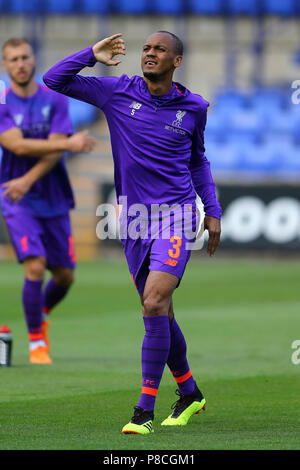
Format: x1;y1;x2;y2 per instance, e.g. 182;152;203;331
30;346;53;364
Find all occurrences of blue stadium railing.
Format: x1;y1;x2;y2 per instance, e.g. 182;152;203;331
0;0;299;15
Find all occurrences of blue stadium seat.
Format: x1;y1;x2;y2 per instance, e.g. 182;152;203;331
265;110;296;134
3;0;46;13
1;0;20;13
227;0;261;16
151;0;183;14
289;106;300;139
81;0;110;13
249;89;285;115
263;0;295;16
47;0;75;14
205;110;226;134
270;140;300;173
251;100;284;119
216;109;262;143
239;142;280;172
113;0;148;14
214;90;249;110
206;102;263;142
230;128;263;144
206;141;242;171
188;0;224;15
0;74;9;89
281;147;300;172
229;109;262;131
293;49;300;65
207;86;299;176
68;97;98;129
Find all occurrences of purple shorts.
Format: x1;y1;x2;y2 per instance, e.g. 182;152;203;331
120;204;199;296
4;212;76;269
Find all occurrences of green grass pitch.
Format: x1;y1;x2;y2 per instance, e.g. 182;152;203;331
0;256;299;450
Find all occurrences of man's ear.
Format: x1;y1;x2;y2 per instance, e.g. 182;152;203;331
174;55;183;68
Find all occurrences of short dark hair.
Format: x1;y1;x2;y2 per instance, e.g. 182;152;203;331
2;38;32;57
156;31;183;56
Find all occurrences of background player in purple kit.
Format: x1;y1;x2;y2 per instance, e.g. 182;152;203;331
43;31;221;433
0;38;95;364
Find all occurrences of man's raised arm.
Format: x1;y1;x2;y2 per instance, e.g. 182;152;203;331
43;34;126;107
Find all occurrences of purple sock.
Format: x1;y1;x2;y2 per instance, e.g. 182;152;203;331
167;315;196;396
43;278;70;314
137;315;170;412
22;278;43;335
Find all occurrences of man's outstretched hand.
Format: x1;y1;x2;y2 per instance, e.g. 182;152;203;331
92;33;126;66
67;130;96;153
204;215;221;257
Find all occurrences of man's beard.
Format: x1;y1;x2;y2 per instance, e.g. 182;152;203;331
12;66;35;87
143;71;161;82
143;65;173;83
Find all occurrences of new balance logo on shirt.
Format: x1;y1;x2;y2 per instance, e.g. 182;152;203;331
164;258;178;267
129;101;142;115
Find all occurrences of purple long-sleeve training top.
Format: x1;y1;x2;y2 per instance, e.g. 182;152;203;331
43;46;222;219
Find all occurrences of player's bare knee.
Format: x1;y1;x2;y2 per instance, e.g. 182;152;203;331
61;272;74;288
143;294;168;317
24;256;46;281
52;268;75;288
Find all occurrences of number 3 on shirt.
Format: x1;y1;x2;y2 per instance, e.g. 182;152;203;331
168;235;182;259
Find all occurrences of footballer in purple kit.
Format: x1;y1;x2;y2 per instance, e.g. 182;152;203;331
44;31;221;432
0;38;95;365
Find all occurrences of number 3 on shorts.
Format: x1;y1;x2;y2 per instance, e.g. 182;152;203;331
168;235;182;259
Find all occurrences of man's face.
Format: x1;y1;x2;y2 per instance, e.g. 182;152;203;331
141;33;182;81
2;43;36;87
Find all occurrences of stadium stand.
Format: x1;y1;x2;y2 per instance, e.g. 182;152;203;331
46;0;76;14
188;0;225;15
0;0;40;14
151;0;184;15
0;2;299;259
80;0;110;13
263;0;296;16
226;0;261;16
206;86;300;177
112;0;149;14
0;0;300;15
